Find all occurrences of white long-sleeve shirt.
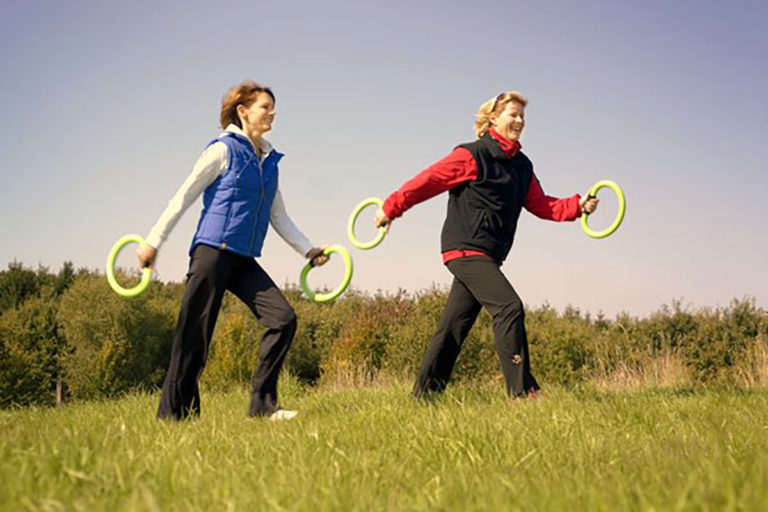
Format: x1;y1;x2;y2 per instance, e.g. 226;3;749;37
145;125;313;257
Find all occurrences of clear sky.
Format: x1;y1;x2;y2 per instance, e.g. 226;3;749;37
1;0;766;317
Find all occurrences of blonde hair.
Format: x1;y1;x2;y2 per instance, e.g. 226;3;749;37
219;80;276;130
474;91;528;138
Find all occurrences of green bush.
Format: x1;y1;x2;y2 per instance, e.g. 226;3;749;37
0;298;64;407
382;287;446;379
318;290;409;384
56;272;175;399
677;298;764;384
2;258;766;408
202;297;263;390
525;305;592;386
287;286;346;383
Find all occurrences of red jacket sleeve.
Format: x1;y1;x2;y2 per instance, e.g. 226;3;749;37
524;174;582;221
382;148;477;219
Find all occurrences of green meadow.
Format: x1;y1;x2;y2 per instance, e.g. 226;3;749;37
2;380;767;511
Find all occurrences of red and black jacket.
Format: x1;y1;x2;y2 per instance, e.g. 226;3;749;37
382;128;582;264
442;133;535;262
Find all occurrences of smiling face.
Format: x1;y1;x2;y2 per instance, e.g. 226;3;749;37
490;100;526;141
237;92;276;140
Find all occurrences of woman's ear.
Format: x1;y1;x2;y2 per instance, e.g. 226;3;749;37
236;103;247;121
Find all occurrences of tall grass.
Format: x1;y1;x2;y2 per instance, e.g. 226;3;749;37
2;378;767;511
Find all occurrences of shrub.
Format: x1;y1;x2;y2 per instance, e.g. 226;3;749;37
677;298;764;384
3;257;766;407
526;305;592;386
0;298;64;407
202;297;263;390
57;272;175;399
382;287;445;379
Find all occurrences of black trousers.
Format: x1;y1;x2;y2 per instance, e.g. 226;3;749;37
413;255;539;398
157;244;297;419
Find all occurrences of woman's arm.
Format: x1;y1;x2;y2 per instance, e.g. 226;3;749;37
523;174;583;221
378;148;477;226
269;189;315;257
145;143;228;249
138;143;228;267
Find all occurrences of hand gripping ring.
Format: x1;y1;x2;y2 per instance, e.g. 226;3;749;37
299;244;353;302
348;197;387;250
106;234;152;297
581;179;626;239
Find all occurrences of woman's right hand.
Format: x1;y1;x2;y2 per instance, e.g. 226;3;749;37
374;209;391;229
580;194;599;215
306;246;330;267
136;243;158;269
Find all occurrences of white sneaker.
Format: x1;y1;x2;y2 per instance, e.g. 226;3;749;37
268;409;299;421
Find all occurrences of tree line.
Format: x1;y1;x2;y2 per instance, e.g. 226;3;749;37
1;261;766;408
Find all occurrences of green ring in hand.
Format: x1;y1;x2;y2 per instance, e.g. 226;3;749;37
299;244;353;302
106;234;152;297
581;179;626;239
348;197;386;250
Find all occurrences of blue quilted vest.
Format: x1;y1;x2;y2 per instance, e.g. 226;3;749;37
190;132;282;258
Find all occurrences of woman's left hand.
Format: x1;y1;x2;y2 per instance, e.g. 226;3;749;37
374;209;391;229
306;246;330;267
579;194;599;214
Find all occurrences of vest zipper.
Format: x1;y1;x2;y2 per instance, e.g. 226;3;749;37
248;152;267;254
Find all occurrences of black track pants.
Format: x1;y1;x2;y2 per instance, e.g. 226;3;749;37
157;244;297;419
413;255;539;398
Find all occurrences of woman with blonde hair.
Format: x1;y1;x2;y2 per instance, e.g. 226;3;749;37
375;91;598;398
137;80;329;420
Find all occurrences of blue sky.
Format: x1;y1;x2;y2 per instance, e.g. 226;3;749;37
1;0;766;317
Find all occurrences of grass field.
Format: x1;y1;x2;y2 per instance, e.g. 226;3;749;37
2;380;767;511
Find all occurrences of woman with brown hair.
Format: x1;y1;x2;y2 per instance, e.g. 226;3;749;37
137;80;328;420
375;91;599;399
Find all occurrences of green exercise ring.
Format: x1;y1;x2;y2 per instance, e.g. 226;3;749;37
581;179;626;239
106;234;152;297
299;244;354;302
348;197;387;250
